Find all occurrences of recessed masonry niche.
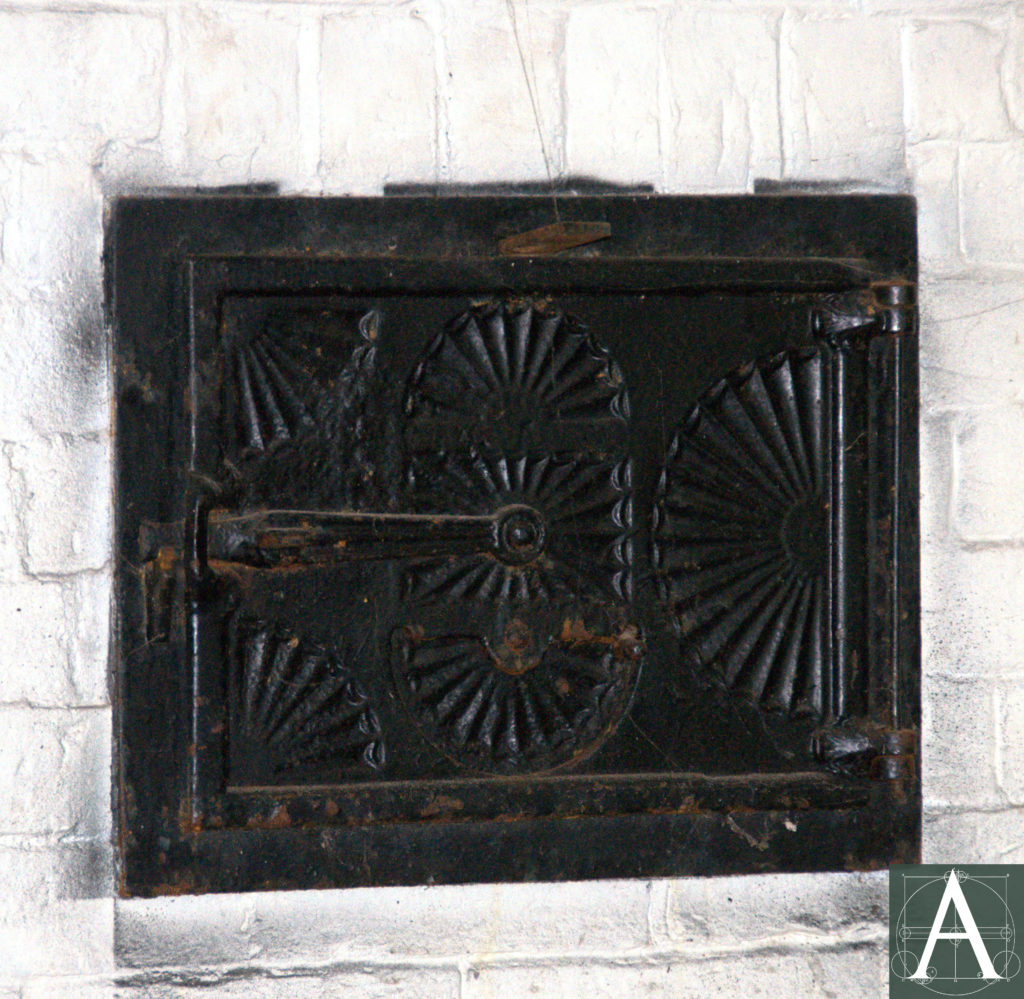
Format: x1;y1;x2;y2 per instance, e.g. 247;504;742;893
107;193;919;895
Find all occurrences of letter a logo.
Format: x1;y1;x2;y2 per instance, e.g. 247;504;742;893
891;865;1021;997
911;870;1000;980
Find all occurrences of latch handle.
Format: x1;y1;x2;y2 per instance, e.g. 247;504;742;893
205;505;546;569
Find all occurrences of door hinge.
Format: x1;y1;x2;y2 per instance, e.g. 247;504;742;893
813;281;916;344
812;721;917;782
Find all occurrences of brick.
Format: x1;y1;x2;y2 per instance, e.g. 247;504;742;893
700;949;854;999
905;20;1010;143
663;9;780;191
321;8;437;193
810;944;886;999
0;706;110;837
464;960;701;998
566;7;659;186
115;969;459;999
0;581;75;705
962;143;1024;264
115;877;650;968
918;277;1024;414
922;807;979;864
24;980;113;999
0;148;102;295
906;141;960;266
0;153;108;439
0;573;109;706
0;842;114;978
997;684;1024;803
968;809;1024;862
465;951;829;999
666;872;886;944
0;11;164;148
445;1;564;184
921;675;999;808
8;435;110;575
921;544;1024;676
923;807;1024;864
0;448;20;581
177;6;305;184
1003;13;1024;132
0;290;108;441
780;14;904;181
66;571;112;706
952;408;1024;542
918;413;952;545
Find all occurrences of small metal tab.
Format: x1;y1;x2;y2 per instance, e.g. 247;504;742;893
499;220;611;256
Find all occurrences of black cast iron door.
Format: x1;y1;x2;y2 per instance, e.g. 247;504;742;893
111;194;919;894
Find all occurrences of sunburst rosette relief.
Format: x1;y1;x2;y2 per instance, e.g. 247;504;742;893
395;302;642;774
653;350;832;723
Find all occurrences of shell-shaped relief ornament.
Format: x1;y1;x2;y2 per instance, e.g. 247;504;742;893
397;300;641;773
228;616;386;777
653;350;829;720
404;302;629;454
230;325;320;454
230;309;392;510
405;449;634;606
393;619;642;774
403;301;634;606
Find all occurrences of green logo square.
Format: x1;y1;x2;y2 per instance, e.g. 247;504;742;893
891;866;1022;997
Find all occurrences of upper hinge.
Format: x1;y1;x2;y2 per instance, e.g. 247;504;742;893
812;281;916;346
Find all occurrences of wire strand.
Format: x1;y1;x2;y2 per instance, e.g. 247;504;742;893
505;0;561;226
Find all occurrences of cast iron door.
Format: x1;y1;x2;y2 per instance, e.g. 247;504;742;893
111;194;919;894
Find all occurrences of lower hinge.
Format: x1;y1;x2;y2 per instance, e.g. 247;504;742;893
812;721;917;782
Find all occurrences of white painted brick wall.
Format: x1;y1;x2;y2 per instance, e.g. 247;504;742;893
565;6;660;185
0;0;1022;995
320;6;438;192
781;12;905;182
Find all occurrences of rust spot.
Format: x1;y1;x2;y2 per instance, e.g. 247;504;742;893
420;795;465;818
177;798;202;836
155;546;178;572
560;617;593;645
490;618;543;676
263;804;292;829
557;619;644;661
150;874;197;896
505;618;531;653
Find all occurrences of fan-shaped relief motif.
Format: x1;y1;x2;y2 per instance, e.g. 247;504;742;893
229;309;380;455
393;622;642;773
404;303;629;453
228;616;386;776
231;329;318;453
653;350;830;719
405;450;634;604
232;311;393;509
